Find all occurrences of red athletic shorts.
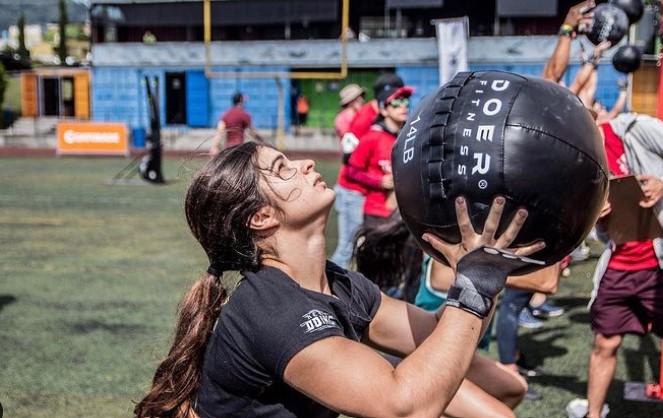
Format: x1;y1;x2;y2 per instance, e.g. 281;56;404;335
590;268;663;337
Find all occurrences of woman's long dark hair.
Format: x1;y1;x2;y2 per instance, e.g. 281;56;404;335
354;211;423;302
135;142;269;418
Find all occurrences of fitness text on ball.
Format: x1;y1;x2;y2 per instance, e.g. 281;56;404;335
457;79;510;191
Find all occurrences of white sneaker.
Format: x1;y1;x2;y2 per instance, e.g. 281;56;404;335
566;398;609;418
571;243;591;262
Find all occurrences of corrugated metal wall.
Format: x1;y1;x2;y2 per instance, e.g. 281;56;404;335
91;63;625;130
92;67;144;128
207;67;289;130
186;71;210;127
92;66;289;131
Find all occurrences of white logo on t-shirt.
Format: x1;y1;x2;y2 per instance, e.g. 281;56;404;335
299;309;340;334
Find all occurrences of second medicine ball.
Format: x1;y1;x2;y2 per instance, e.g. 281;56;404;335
609;0;644;24
392;71;609;274
612;45;642;73
585;3;629;45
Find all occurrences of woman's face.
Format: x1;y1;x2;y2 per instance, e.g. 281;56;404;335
255;146;335;228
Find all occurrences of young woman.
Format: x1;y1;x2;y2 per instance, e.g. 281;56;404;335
134;142;544;418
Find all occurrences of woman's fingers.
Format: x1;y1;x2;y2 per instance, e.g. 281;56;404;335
494;208;529;249
481;196;505;244
421;233;456;266
510;241;546;257
455;196;475;244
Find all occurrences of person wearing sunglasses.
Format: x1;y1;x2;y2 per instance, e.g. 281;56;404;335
345;83;414;228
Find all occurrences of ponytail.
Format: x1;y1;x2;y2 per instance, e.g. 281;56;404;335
134;273;227;418
136;142;267;416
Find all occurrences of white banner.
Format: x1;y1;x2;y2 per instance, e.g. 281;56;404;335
434;17;469;86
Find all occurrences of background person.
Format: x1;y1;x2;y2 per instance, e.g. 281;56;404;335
329;84;366;268
294;94;310;136
569;41;612;108
330;74;406;268
542;0;595;83
347;73;406;141
334;84;365;140
346;82;413;227
594;79;628;125
568;113;663;418
209;92;263;155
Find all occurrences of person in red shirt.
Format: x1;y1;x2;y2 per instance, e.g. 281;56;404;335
210;92;263;155
346;81;413;227
330;74;409;268
334;84;365;140
579;120;663;418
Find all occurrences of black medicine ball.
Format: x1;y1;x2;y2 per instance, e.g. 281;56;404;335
612;45;642;73
609;0;644;24
392;71;609;274
584;3;629;45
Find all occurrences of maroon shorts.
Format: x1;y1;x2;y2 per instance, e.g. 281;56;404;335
591;268;663;337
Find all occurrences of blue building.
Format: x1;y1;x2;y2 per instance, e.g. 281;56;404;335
89;0;626;136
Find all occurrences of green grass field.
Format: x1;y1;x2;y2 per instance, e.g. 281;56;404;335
0;157;660;418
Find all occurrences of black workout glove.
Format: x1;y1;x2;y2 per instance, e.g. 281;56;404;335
446;247;544;318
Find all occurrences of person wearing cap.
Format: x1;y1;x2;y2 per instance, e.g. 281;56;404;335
346;79;414;227
349;73;406;140
334;84;365;140
331;74;406;268
329;84;366;269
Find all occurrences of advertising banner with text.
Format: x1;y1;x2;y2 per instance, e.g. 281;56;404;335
57;122;129;156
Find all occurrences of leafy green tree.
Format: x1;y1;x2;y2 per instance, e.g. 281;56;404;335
17;13;30;61
0;63;7;127
57;0;68;65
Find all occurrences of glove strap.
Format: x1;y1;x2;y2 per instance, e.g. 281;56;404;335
446;284;493;318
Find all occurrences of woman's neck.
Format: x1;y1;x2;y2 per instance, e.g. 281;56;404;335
262;227;330;294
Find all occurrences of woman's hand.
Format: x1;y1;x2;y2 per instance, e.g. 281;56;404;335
420;196;546;318
592;40;612;62
565;0;595;29
637;175;663;208
422;196;545;270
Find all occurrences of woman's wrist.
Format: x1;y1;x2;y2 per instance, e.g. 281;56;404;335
559;23;575;38
583;55;601;69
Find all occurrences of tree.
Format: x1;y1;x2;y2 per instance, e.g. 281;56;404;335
0;63;7;127
57;0;68;65
17;13;30;61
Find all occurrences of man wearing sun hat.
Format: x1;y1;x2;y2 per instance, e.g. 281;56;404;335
330;83;367;269
335;84;365;140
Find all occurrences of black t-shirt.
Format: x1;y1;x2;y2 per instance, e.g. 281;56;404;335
195;261;382;418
